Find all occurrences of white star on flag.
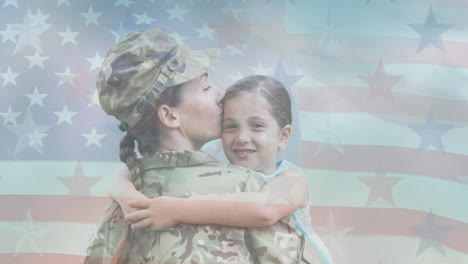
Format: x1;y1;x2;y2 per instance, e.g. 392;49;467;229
25;87;47;108
12;7;50;54
315;210;353;257
227;72;244;82
114;0;134;8
170;31;187;43
110;22;132;44
0;105;21;125
86;51;104;71
226;45;247;56
57;26;79;45
3;0;18;8
87;89;100;107
133;12;155;25
54;105;78;125
222;2;242;19
80;6;102;26
0;24;19;43
312;110;346;155
166;4;189;22
82;127;106;147
26;127;48;148
57;0;71;7
5;111;51;155
0;66;20;86
56;66;79;86
249;63;272;75
195;22;215;40
25;50;50;69
29;8;50;27
11;209;49;256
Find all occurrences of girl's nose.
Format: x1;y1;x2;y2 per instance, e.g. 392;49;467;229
236;128;251;143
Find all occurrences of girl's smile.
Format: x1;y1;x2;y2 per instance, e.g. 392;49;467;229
233;148;256;158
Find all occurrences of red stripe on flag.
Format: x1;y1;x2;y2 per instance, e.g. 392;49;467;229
311;206;468;254
302;141;467;182
336;36;468;68
0;195;110;223
0;254;137;264
0;253;196;264
0;253;86;264
297;86;468;123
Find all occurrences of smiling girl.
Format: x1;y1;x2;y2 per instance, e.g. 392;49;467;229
112;75;332;264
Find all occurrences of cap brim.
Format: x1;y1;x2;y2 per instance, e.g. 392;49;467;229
170;48;220;86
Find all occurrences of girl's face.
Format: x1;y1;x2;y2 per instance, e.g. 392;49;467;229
222;91;291;175
177;73;224;148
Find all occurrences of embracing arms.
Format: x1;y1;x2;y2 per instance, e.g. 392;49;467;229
110;168;309;229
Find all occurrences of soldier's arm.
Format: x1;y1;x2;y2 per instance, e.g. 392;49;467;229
126;168;309;229
108;167;149;216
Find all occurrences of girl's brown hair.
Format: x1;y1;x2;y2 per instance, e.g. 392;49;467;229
222;75;292;128
111;84;183;264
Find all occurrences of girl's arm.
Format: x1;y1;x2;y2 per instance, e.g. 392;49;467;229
126;168;309;230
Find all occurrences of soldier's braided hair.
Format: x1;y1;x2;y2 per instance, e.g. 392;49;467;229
111;84;183;264
120;134;142;191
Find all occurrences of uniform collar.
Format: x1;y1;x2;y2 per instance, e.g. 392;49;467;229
139;150;217;171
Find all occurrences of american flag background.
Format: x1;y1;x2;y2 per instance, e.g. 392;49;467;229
1;0;467;263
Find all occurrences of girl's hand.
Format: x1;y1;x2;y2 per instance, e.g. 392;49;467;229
125;196;181;231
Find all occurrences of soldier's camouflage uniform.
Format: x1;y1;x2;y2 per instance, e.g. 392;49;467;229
84;151;318;264
87;28;320;264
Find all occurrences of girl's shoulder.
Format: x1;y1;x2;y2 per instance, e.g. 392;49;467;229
275;160;304;176
261;160;303;180
277;160;302;172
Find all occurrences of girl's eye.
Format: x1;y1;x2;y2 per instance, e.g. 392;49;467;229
252;123;264;129
203;86;211;91
224;124;237;130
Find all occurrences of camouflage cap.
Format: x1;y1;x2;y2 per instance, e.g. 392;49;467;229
97;28;219;132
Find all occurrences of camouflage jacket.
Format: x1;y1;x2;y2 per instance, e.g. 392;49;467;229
84;150;317;264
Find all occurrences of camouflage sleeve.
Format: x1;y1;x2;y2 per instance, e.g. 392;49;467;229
83;201;128;264
242;169;305;264
240;168;264;192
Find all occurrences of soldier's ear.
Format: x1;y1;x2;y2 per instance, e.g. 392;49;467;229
157;105;180;128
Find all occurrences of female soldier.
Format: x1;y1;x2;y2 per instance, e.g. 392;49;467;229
83;29;313;264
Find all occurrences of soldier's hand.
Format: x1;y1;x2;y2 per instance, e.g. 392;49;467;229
126;196;180;231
